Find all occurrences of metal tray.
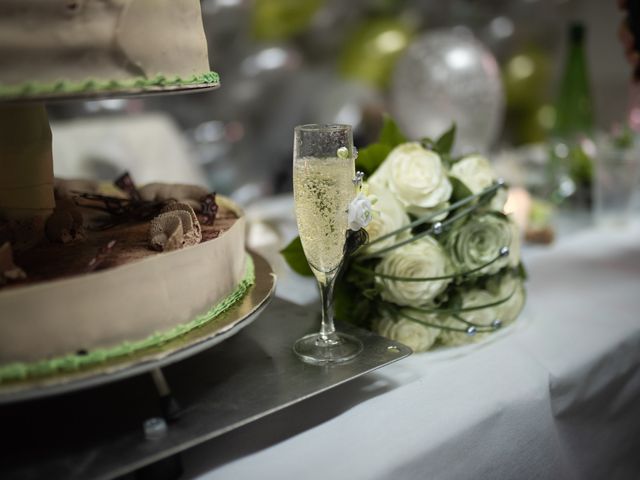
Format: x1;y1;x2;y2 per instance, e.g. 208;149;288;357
0;298;411;480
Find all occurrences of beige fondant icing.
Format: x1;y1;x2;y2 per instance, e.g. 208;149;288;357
0;0;211;88
0;213;247;364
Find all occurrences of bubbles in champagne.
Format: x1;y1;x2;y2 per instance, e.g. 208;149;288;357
293;156;355;274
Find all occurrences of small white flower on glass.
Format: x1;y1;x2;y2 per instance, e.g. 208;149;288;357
348;193;373;231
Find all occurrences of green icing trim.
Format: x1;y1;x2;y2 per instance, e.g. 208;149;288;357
0;71;220;98
0;254;255;383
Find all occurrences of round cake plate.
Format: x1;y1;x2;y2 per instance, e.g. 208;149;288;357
0;251;276;404
0;82;220;104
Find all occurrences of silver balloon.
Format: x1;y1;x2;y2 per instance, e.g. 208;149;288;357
391;29;505;153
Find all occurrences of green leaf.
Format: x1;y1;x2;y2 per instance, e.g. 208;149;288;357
434;123;456;156
378;115;407;147
334;278;372;328
448;176;473;202
356;143;392;176
516;262;528;281
355;116;407;176
448;154;465;165
280;236;313;276
448;291;464;310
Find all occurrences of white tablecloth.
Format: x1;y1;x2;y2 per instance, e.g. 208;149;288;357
184;223;640;480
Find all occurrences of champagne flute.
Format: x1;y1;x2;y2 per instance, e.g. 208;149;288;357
292;124;363;365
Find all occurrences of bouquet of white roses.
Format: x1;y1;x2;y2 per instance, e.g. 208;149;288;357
283;118;526;352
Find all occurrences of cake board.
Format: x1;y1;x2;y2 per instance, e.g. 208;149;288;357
0;251;273;403
0;82;220;104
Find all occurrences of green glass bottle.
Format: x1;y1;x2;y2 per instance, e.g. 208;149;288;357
549;22;595;205
555;23;594;136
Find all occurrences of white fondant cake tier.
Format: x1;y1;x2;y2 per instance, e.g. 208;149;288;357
0;0;213;96
0;198;248;365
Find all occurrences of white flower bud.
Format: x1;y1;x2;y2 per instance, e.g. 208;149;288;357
348;193;373;231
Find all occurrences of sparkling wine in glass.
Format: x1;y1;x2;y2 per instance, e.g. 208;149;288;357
292;124;363;365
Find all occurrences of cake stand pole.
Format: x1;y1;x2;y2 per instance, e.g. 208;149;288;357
151;367;182;421
0;104;55;243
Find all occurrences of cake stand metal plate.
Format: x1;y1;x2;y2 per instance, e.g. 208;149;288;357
1;82;220;104
0;251;275;404
0;298;411;480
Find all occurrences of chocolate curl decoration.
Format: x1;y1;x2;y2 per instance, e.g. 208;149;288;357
115;172;141;202
72;192;166;230
86;240;117;272
200;193;218;225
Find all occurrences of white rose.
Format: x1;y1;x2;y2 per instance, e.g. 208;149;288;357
450;155;506;211
495;274;526;325
375;310;440;352
348;193;373;231
444;213;512;277
368;155;391;189
439;289;497;346
374;142;452;209
364;182;411;255
375;236;451;306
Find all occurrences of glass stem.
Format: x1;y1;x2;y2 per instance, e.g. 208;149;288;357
318;270;338;343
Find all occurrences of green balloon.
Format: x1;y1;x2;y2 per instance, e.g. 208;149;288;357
339;18;414;89
513;103;555;144
502;47;551;110
252;0;324;41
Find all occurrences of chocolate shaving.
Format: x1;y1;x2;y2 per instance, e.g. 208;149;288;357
115;172;141;202
199;193;218;225
73;192;166;230
86;240;117;272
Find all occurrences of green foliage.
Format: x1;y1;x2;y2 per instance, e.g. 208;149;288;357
435;124;456;156
422;124;455;154
280;236;313;277
379;115;407;145
448;176;473;202
516;262;528;281
335;258;381;328
334;277;374;328
355;116;406;176
356;143;393;177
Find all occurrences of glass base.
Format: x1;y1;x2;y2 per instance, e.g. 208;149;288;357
293;332;363;366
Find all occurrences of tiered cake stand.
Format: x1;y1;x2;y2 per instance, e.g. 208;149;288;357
0;47;410;480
